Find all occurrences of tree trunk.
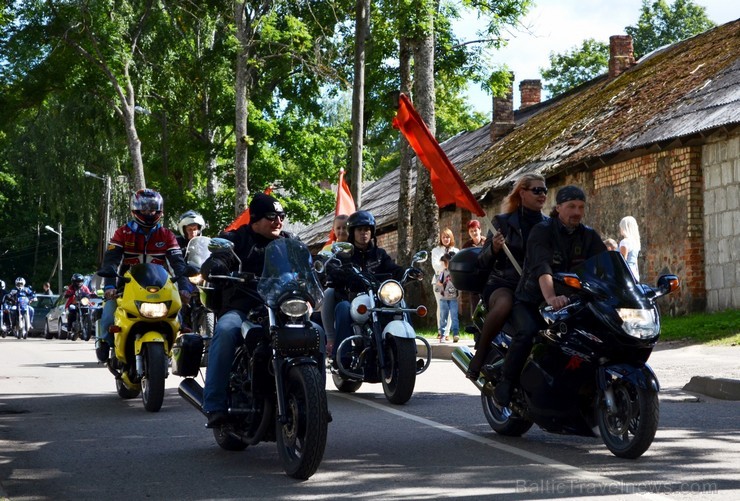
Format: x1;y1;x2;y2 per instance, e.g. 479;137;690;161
233;2;250;216
350;0;370;208
122;105;146;190
396;36;413;264
410;4;438;327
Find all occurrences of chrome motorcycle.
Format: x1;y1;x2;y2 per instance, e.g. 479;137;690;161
177;237;329;479
326;243;431;405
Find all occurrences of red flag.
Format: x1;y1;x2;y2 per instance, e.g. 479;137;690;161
224;187;273;232
392;93;485;217
326;169;356;245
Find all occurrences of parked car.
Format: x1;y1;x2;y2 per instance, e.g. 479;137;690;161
30;294;59;336
44;289;103;340
44;274;104;340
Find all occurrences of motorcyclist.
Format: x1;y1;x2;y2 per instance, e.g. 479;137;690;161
199;193;298;428
493;185;607;407
64;273;95;334
6;277;36;327
176;210;208;330
325;210;405;360
467;174;549;380
0;280;8;334
96;189;190;362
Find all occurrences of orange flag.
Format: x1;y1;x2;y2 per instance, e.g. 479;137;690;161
224;187;274;232
326;169;357;245
392;93;485;217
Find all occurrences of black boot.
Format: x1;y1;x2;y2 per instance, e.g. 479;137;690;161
493;380;513;407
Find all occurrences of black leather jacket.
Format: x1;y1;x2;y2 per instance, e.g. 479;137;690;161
478;208;549;290
327;243;405;301
200;225;295;316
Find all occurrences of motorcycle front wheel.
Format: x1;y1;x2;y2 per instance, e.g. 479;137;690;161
141;343;168;412
276;364;328;480
597;380;659;459
381;336;416;405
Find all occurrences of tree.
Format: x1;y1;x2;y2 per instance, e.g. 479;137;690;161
541;39;609;97
626;0;715;58
541;0;715;97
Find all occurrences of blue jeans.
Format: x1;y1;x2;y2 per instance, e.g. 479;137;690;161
332;300;352;358
98;299;117;345
438;298;459;336
203;309;248;413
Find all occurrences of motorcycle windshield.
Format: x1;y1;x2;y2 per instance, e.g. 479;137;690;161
571;251;649;309
128;263;170;288
257;239;324;309
185;236;212;267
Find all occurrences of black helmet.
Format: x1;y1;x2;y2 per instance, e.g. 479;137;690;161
131;189;164;228
71;273;85;286
177;210;207;238
347;210;376;243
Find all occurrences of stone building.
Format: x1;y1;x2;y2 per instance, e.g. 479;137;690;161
300;20;740;317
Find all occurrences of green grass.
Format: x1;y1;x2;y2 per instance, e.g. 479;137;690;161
660;309;739;346
420;309;739;346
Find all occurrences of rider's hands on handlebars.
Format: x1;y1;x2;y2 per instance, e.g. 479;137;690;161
546;295;569;311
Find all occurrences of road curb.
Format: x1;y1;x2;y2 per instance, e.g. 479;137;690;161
683;376;740;401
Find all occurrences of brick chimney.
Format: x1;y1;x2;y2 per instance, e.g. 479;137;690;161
491;78;514;140
519;79;542;110
609;35;635;78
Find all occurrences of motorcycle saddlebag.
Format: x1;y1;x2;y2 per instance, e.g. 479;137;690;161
171;333;204;377
449;247;487;293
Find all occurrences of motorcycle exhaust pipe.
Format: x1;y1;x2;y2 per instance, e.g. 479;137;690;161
178;378;206;415
451;346;486;392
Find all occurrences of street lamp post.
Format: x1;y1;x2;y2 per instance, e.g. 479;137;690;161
44;224;63;294
84;171;112;263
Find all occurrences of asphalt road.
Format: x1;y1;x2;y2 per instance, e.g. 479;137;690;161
1;338;738;500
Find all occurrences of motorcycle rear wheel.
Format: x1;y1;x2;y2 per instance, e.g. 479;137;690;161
116;377;140;399
597;380;659;459
141;343;168;412
277;364;328;480
213;426;248;451
481;392;534;436
381;336;416;405
331;373;362;393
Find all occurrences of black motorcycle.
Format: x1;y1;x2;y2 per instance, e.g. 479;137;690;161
69;289;99;341
176;237;329;480
183;236;217;365
325;243;431;405
450;249;679;459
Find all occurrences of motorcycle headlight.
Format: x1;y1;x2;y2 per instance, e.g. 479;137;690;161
280;299;311;318
189;274;204;285
80;297;90;306
136;301;171;319
617;308;659;339
378;280;403;306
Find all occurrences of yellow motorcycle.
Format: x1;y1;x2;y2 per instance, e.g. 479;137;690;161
100;263;182;412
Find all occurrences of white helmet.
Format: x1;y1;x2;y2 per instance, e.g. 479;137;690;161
178;210;207;238
15;277;25;288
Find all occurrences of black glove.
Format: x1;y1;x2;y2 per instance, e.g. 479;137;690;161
407;268;424;281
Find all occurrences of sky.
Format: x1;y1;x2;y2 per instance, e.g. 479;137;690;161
456;0;739;116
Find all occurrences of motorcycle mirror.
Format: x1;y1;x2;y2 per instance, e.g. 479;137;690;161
412;250;428;264
655;274;680;298
332;242;354;256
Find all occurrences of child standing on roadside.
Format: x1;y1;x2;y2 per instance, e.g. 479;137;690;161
435;253;460;343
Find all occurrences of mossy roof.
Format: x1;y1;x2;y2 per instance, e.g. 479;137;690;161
299;20;740;247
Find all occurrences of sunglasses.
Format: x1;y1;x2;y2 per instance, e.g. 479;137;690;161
525;187;548;195
264;212;286;222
